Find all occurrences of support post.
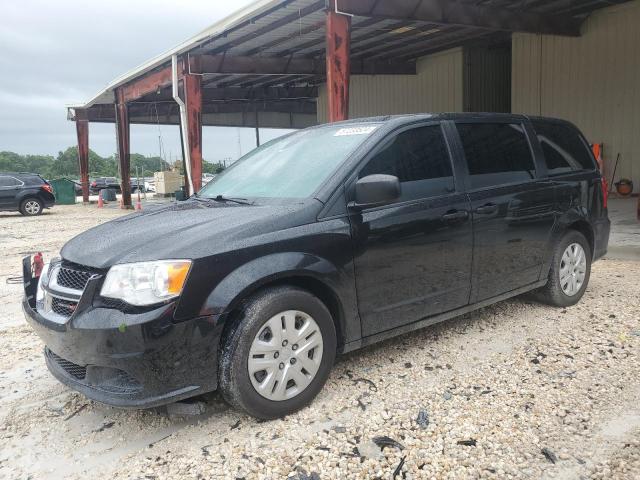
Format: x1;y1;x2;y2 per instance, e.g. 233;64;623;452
184;73;203;193
115;88;132;208
75;109;90;203
325;2;351;122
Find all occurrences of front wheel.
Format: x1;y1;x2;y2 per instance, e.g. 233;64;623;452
219;286;336;419
535;230;591;307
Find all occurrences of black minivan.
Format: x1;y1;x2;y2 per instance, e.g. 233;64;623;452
23;114;610;419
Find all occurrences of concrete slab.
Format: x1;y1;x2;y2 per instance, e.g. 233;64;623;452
606;197;640;260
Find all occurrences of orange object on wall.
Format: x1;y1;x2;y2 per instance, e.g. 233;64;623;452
591;143;604;175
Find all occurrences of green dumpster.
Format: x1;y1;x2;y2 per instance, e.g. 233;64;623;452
50;178;77;205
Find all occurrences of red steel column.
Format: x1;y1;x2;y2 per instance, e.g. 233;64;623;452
75;109;90;203
184;73;203;193
115;88;132;208
325;2;351;122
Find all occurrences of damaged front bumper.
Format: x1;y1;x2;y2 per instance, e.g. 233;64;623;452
22;256;222;408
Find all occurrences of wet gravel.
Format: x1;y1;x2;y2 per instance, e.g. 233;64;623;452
1;205;639;479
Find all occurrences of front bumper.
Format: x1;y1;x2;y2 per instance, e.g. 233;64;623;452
22;258;223;408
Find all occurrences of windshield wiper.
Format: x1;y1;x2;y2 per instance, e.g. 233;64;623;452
194;194;253;205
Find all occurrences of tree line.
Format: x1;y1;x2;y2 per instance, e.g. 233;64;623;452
0;147;225;180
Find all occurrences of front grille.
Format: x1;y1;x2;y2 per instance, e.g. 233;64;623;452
51;297;78;318
47;349;86;380
57;266;94;291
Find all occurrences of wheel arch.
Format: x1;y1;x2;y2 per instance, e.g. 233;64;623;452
566;219;595;258
227;275;346;351
16;191;43;204
200;253;353;352
541;212;595;280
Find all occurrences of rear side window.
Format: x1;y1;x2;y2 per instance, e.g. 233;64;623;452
531;121;596;175
457;123;536;189
0;176;21;187
23;176;44;185
359;124;454;201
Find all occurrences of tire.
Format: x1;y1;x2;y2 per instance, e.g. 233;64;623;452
19;197;44;216
219;286;337;420
535;230;591;307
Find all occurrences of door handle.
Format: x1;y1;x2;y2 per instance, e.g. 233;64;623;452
441;210;469;221
474;203;498;215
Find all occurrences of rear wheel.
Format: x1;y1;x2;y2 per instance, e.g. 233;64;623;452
20;198;43;216
219;286;336;419
535;230;591;307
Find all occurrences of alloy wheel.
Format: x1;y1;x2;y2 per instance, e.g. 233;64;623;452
247;310;323;401
24;200;41;215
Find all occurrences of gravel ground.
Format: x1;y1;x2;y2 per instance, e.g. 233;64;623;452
1;204;639;480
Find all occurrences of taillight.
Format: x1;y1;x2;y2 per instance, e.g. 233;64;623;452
601;177;608;209
41;184;53;194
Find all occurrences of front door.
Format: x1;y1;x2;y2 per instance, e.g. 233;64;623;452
453;121;557;302
349;123;473;337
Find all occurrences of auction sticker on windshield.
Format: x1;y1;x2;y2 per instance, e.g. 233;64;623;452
334;126;378;136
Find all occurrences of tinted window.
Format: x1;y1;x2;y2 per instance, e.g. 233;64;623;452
457;123;536;189
0;176;20;187
531;121;596;175
359;125;454;201
23;175;44;186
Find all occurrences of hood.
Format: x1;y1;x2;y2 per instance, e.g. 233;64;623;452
61;199;318;269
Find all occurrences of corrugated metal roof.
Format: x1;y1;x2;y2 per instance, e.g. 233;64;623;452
71;0;631;110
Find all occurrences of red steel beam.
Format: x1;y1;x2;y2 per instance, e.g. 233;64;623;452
325;3;351;122
120;66;175;104
75;109;90;203
115;88;132;208
184;73;203;193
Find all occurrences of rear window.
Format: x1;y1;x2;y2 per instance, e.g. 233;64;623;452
456;123;536;189
532;121;596;175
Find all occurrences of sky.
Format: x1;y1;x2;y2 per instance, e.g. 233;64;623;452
0;0;292;163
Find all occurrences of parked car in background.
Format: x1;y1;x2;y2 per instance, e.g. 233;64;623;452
23;114;609;419
202;173;216;185
90;177;118;193
90;177;145;194
0;172;55;215
72;180;83;195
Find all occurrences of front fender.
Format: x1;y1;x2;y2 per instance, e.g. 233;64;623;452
198;252;360;345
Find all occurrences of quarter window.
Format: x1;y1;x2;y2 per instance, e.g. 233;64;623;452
531;121;596;175
457;123;536;189
359;125;454;201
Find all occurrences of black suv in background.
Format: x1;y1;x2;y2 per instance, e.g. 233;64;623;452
23;114;609;419
0;173;55;216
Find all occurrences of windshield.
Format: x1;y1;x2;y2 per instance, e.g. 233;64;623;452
198;124;380;199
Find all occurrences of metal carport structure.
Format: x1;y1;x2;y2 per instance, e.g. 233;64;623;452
67;0;628;207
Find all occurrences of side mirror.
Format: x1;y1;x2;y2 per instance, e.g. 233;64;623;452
352;174;400;209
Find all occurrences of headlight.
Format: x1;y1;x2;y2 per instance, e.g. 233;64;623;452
36;262;51;303
101;260;191;306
